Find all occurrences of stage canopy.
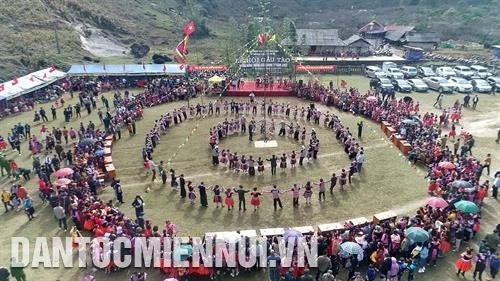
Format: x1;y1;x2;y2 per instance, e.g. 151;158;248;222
67;64;187;76
0;67;66;101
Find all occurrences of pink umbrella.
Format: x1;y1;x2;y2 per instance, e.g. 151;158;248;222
366;96;377;102
55;178;72;187
54;167;74;178
438;161;455;170
164;279;178;281
424;197;449;208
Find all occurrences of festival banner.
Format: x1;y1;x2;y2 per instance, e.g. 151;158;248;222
295;65;336;72
188;65;228;71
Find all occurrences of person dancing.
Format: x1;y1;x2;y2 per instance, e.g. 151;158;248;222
313;178;328;201
224;188;235;211
257;157;265;175
250;188;262;212
188;182;196;204
212;185;223;208
289;184;301;208
303;182;313;205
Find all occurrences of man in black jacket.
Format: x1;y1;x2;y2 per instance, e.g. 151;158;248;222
266;155;278;175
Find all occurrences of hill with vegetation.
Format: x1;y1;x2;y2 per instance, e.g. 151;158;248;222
0;0;499;80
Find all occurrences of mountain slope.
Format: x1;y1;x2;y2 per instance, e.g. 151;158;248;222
0;0;499;80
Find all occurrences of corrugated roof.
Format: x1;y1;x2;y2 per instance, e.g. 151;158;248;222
296;29;345;46
403;32;440;43
384;26;415;42
384;25;414;31
344;35;370;46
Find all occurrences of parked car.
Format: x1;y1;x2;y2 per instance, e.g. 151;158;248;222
471;78;492;93
470;65;492;79
378;78;394;90
453;65;474;79
400;66;418;78
391;79;412;92
407;78;429;92
417;66;435;77
374;71;389;79
365;66;382;78
386;68;405;79
486;76;500;92
382;62;398;73
435;66;456;78
447;77;473;93
422;76;454;93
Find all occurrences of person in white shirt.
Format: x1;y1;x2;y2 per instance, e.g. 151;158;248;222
356;151;365;172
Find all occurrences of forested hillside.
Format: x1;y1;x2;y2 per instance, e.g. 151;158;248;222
0;0;499;80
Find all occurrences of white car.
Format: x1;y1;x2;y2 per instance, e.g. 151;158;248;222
386;68;405;79
470;65;492;79
374;71;389;79
407;78;428;92
453;65;474;78
365;66;382;78
471;79;492;93
435;66;456;78
422;76;454;93
400;66;418;78
447;77;473;93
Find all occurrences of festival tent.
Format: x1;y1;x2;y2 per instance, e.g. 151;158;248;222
0;67;66;101
67;64;186;76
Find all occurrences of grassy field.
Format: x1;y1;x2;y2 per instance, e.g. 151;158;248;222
0;75;498;281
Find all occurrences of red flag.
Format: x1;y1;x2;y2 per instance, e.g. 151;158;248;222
163;64;167;72
12;77;19;85
43;72;47;79
179;64;185;70
0;84;4;91
29;75;35;82
183;21;196;36
49;65;56;72
175;36;189;62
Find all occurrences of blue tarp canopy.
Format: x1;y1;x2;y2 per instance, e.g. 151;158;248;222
67;64;186;76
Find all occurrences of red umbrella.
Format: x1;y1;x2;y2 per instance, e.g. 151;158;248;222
55;178;72;187
424;196;449;208
55;167;74;178
438;161;455;170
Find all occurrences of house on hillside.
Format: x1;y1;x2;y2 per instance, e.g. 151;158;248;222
384;25;415;44
285;29;346;56
358;21;386;39
401;32;440;50
344;35;372;55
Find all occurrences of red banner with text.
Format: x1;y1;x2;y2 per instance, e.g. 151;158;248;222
295;65;336;72
188;65;228;71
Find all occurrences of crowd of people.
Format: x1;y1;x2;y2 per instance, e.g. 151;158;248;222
0;73;498;281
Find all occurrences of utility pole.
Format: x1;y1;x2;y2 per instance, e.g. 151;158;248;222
53;21;61;54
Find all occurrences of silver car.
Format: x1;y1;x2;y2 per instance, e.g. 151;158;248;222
407;78;429;92
471;79;492;93
448;77;473;93
422;77;454;93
